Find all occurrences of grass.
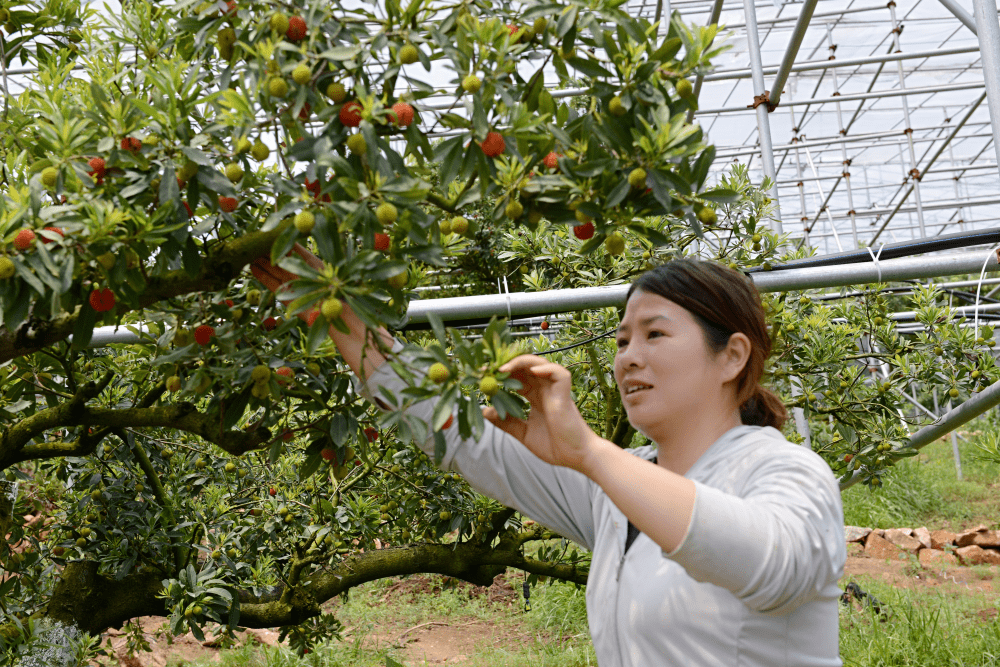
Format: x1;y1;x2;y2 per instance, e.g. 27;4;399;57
842;426;1000;530
180;423;1000;667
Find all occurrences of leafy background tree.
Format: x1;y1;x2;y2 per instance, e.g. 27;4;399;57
0;0;992;660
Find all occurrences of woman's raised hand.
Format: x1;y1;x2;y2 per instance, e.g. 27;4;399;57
483;355;602;473
250;244;326;302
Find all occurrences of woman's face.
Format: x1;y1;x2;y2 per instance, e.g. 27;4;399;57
613;290;737;441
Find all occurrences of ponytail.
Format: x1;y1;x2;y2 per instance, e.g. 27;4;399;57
740;385;788;430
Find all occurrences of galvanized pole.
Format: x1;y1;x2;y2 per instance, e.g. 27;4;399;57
973;0;1000;178
939;0;980;34
768;0;820;110
742;0;783;232
826;24;859;249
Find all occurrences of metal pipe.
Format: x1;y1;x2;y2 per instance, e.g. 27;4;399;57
818;194;1000;222
78;251;1000;345
974;0;1000;180
870;91;989;243
841;376;1000;490
742;0;782;231
695;81;986;116
938;0;979;34
701;45;981;83
888;1;926;237
767;0;820;110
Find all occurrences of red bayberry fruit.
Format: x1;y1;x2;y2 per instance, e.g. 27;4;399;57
87;157;106;178
14;229;36;250
441;414;453;430
88;289;103;311
573;222;595;240
262;317;278;331
297;102;311;121
364;427;378;442
275;366;294;385
479;131;505;157
543;152;560;169
305;178;321;197
320;448;336;462
225;0;236;14
339;101;363;127
218;196;238;212
225;299;235;307
181;201;193;218
541;320;550;330
194;324;215;346
507;24;518;36
286;16;306;40
282;429;294;441
374;233;391;253
390;102;414;127
40;227;64;244
269;487;277;496
88;288;115;312
120;137;142;152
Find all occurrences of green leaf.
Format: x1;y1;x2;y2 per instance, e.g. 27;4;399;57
699;187;740;204
427;311;448;347
567;57;613;79
433;431;447;466
71;299;98;349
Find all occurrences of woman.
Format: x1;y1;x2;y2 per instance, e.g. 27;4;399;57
253;250;846;667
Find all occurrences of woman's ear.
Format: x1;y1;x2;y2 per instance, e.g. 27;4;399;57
719;332;751;384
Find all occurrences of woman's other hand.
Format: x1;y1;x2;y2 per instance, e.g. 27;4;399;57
250;244;325;298
484;355;605;472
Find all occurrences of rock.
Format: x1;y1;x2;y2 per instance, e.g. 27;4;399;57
865;531;908;560
918;548;958;566
844;526;872;543
970;530;1000;548
847;542;865;558
883;528;922;554
955;545;1000;566
930;530;957;550
956;528;991;547
913;527;932;550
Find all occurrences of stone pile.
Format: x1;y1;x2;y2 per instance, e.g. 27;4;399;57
845;525;1000;566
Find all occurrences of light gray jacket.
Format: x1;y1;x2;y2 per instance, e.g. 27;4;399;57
360;338;845;666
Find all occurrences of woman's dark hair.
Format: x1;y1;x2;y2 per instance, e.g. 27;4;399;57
626;258;788;429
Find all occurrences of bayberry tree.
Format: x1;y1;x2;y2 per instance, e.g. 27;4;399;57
0;0;991;659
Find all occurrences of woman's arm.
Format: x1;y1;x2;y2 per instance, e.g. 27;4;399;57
250;249;394;384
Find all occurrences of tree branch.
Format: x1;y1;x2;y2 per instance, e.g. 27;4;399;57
0;220;292;365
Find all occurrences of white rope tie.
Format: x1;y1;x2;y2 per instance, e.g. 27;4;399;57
498;277;512;320
866;243;886;283
973;245;1000;342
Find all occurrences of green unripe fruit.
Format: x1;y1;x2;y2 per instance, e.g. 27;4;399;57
76;537;87;547
218;27;236;47
246;289;261;306
609;95;626;116
224;462;236;473
41;167;58;188
628;168;646;189
346;133;366;154
399;44;419;64
326;81;346;102
376;202;398;226
195;458;207;469
283;513;294;523
251;140;270;161
505;200;524;220
605;232;625;256
294;210;315;234
462;74;481;93
479;375;500;397
451;216;469;235
439;511;451;521
227;548;237;558
193;605;203;615
428;362;450;384
439;218;453;235
292;63;311;85
752;233;762;243
269;12;289;34
387;269;408;290
697;207;717;225
0;257;14;280
533;17;547;33
91;490;102;502
225;163;244;183
561;46;576;60
251;383;270;400
235;137;252;154
676;78;694;98
949;387;959;398
575;209;592;224
321;298;343;320
166;375;182;392
268;77;289;98
212;549;222;559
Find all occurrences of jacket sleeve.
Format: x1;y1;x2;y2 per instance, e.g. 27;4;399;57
664;437;845;615
355;337;597;550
